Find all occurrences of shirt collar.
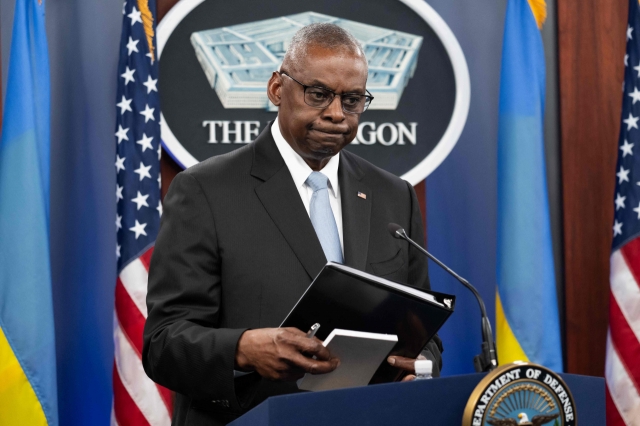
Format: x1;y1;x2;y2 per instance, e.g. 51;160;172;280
271;116;341;197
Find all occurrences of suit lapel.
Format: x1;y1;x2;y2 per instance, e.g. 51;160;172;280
339;150;371;271
252;124;327;280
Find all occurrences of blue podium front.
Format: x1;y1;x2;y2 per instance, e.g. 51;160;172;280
229;373;604;426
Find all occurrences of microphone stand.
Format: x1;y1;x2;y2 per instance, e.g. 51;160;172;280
389;224;498;372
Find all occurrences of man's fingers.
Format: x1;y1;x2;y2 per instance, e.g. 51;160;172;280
282;327;307;337
246;328;340;381
280;329;335;362
387;356;417;372
304;343;334;361
288;335;334;360
287;351;339;375
401;374;416;382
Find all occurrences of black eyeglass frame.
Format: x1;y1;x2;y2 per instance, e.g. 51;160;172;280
278;71;374;114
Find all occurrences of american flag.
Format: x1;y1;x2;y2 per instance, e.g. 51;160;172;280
112;0;172;424
607;1;640;424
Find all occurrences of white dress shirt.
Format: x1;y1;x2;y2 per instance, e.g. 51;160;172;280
271;117;344;252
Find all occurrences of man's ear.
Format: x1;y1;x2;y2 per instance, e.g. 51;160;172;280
267;72;283;107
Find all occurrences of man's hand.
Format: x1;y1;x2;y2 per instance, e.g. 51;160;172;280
387;354;427;382
235;327;339;381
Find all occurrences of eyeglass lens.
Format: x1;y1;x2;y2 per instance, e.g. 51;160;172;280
304;87;371;113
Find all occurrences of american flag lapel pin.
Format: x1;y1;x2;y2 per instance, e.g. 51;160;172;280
357;191;367;200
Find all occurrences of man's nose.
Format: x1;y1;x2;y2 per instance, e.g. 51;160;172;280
322;95;345;121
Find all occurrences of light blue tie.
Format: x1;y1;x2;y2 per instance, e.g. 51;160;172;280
306;171;343;263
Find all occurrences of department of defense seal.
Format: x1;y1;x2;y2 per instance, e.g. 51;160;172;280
462;362;576;426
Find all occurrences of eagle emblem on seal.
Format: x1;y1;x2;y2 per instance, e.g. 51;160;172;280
487;412;560;426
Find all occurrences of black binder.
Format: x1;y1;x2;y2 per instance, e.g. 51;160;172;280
281;262;455;384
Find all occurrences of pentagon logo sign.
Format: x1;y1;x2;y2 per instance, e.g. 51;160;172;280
463;363;576;426
158;0;470;184
190;12;423;111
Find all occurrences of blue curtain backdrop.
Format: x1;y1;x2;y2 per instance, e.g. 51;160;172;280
45;1;121;424
0;0;548;423
4;0;121;424
425;0;506;376
426;0;561;376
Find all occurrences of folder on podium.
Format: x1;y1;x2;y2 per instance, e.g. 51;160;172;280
229;373;604;426
281;262;455;384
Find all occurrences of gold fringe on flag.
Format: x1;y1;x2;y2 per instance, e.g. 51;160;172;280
137;0;155;62
527;0;547;29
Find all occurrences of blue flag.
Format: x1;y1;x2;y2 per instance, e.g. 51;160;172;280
496;0;562;370
0;0;58;424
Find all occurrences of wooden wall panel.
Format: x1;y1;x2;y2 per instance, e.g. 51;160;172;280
558;0;626;376
158;0;180;21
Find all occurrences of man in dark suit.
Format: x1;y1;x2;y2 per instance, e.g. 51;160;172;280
143;23;442;425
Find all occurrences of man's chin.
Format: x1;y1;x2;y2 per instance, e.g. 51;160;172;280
309;148;336;159
311;143;344;157
309;137;352;154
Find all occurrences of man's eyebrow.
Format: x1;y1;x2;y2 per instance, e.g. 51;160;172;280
307;79;333;89
307;79;365;94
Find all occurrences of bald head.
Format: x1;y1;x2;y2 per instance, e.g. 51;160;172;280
281;23;367;74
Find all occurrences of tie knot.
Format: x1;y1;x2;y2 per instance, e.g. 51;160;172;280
305;171;329;192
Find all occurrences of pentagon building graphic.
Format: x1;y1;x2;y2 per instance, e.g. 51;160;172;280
190;12;423;110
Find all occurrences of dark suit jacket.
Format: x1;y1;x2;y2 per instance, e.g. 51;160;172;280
143;123;443;425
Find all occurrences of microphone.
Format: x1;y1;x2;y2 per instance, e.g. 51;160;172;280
388;223;498;372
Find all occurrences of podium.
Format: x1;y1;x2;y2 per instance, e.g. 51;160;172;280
229;373;604;426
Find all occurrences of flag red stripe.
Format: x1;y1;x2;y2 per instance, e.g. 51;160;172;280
606;383;627;426
113;362;151;426
117;269;174;416
620;239;640;291
139;247;154;271
115;278;145;357
609;292;640;391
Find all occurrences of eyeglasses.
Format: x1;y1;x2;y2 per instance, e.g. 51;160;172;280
279;71;374;114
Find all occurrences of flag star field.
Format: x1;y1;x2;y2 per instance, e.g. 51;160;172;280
115;0;160;270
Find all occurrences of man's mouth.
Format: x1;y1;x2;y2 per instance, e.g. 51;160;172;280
311;129;347;137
